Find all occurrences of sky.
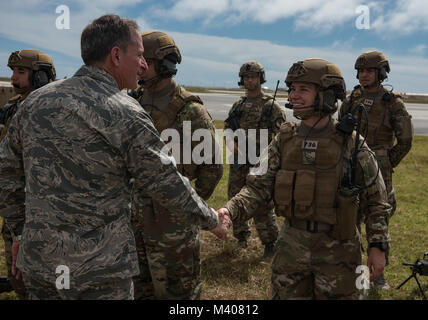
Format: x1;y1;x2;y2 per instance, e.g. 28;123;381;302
0;0;427;93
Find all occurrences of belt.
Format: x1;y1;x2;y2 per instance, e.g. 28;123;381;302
288;219;332;233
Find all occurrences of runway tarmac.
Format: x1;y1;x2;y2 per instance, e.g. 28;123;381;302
198;92;428;136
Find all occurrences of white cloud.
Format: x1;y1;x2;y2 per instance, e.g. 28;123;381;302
0;1;427;93
169;31;428;93
156;0;368;31
372;0;428;34
410;45;427;55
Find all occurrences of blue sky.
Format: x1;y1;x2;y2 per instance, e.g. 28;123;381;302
0;0;427;93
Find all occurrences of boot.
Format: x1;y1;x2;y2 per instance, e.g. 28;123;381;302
373;273;390;290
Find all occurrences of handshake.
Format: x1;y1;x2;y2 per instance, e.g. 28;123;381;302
210;207;232;240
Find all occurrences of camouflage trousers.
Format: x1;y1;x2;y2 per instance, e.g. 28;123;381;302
228;164;278;245
132;198;201;300
1;222;27;299
23;273;133;300
271;220;363;300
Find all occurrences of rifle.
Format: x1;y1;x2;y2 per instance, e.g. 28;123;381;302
0;276;13;293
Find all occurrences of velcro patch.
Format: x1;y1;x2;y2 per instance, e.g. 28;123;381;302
302;140;318;150
364;99;374;106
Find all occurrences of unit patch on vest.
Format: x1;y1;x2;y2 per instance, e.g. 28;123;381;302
302;140;318;165
363;99;374;106
245;102;253;108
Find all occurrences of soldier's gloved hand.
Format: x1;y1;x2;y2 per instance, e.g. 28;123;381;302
367;247;386;282
209;208;231;239
11;241;22;280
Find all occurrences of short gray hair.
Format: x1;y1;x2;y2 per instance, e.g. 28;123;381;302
81;14;139;65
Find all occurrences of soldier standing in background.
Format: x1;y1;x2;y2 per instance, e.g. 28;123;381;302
0;49;56;299
224;61;286;258
219;58;390;299
339;51;413;290
0;14;229;300
131;30;223;300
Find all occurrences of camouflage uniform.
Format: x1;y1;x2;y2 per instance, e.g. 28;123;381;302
225;91;285;246
225;58;390;300
0;65;218;300
225;119;390;299
0;49;56;299
340;85;413;218
339;52;413;276
0;95;27;298
132;79;223;300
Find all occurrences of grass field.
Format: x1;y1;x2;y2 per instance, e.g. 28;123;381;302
1;124;427;300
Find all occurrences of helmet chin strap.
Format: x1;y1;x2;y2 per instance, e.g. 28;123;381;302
138;75;162;90
12;83;32;95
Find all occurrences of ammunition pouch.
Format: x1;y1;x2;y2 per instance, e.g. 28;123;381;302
331;187;359;241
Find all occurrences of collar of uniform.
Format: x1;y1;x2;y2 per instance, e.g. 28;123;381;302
74;65;120;91
362;85;385;100
298;117;334;137
140;79;178;112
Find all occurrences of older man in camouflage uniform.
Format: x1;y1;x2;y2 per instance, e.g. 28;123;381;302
0;49;56;299
225;61;286;258
218;58;390;299
130;30;223;300
339;51;413;289
0;15;228;300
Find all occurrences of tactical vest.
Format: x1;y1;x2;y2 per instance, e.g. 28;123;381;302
348;86;396;150
0;95;22;140
235;94;274;131
145;86;204;181
274;121;347;225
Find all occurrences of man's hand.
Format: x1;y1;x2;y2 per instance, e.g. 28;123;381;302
210;208;231;239
11;241;22;280
367;247;386;282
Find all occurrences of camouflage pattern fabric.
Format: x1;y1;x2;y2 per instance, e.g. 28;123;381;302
0;65;218;298
225;118;390;299
132;81;223;299
339;84;413;218
228;164;277;245
23;273;133;300
339;85;413;265
225;91;285;243
0;94;27;298
271;220;362;300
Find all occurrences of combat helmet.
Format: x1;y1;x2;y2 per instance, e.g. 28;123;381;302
238;61;266;85
354;50;390;82
7;49;56;89
285;58;346;115
141;30;181;79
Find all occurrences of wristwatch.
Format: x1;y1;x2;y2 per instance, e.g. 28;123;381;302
369;242;388;252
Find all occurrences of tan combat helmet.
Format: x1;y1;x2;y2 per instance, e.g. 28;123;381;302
238;60;266;85
141;31;181;79
7;49;56;88
285;58;346;115
354;50;390;82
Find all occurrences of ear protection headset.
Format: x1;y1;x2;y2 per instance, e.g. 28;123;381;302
238;72;266;86
156;54;179;79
